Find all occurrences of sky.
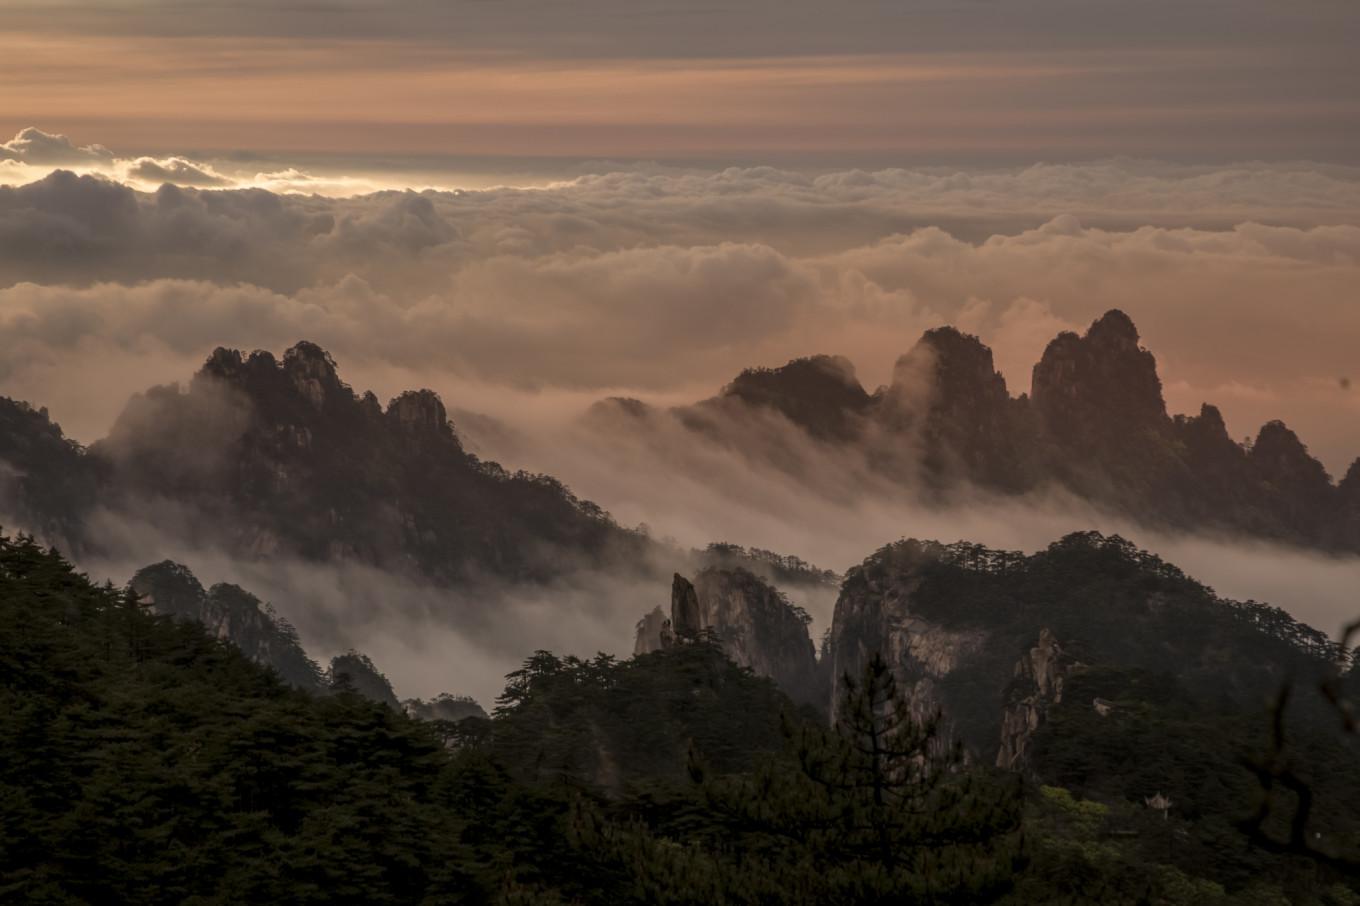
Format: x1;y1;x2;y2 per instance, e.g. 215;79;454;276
0;0;1357;164
1;1;1359;698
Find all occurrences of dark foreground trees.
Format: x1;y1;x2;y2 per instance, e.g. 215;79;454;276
2;532;1356;904
577;653;1023;905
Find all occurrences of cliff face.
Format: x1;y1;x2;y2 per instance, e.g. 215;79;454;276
635;567;823;704
995;629;1080;770
825;532;1339;765
130;560;325;691
826;539;989;729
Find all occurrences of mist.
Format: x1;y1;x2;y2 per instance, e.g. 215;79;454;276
2;143;1358;710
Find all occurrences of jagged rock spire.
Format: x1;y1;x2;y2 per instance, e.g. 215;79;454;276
1031;309;1167;433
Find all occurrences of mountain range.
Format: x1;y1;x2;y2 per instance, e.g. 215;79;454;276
596;309;1360;553
2;311;1355;602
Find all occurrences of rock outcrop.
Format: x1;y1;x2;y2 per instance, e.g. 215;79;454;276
891;327;1038;491
826;539;989;730
328;650;400;708
721;355;872;442
824;532;1341;765
130;560;325;691
635;567;822;704
1031;309;1167;440
996;629;1080;769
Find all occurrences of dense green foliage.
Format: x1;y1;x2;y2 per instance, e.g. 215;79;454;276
2;532;1357;903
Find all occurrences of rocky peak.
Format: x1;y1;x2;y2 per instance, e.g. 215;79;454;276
633;605;672;655
130;560;208;616
1031;309;1167;434
203;346;245;377
635;568;821;704
193;342;353;422
670;573;704;640
1175;403;1245;465
328;650;400;708
997;628;1081;770
386;389;455;442
282;341;343;410
721;354;871;440
882;327;1032;487
1085;308;1141;350
905;327;1010;402
1335;459;1360;549
130;561;324;690
1190;402;1228;438
1250;420;1330;486
1341;458;1360;493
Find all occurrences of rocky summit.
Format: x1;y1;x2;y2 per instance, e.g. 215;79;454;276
651;310;1359;552
634;567;822;704
1;342;646;584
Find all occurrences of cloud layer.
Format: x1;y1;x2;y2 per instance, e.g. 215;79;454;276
1;155;1357;473
0;132;1356;700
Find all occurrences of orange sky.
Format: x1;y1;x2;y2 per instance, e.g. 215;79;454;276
1;22;1356;160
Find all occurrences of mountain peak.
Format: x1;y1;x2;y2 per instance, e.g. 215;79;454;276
1251;420;1331;484
1031;310;1167;436
726;354;865;399
721;354;871;439
1086;309;1141;349
386;389;457;444
898;326;1008;398
282;341;337;377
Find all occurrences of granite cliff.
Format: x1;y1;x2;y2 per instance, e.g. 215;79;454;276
634;567;823;704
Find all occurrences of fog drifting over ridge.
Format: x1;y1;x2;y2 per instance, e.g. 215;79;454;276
1;134;1357;472
2;130;1359;705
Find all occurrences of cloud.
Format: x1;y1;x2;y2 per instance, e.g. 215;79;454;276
0;151;1354;695
0;127;113;165
53;401;1360;710
0;159;1358;471
125;156;228;187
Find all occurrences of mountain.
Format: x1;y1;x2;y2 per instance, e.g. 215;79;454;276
1;342;647;584
826;532;1344;757
618;310;1358;552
